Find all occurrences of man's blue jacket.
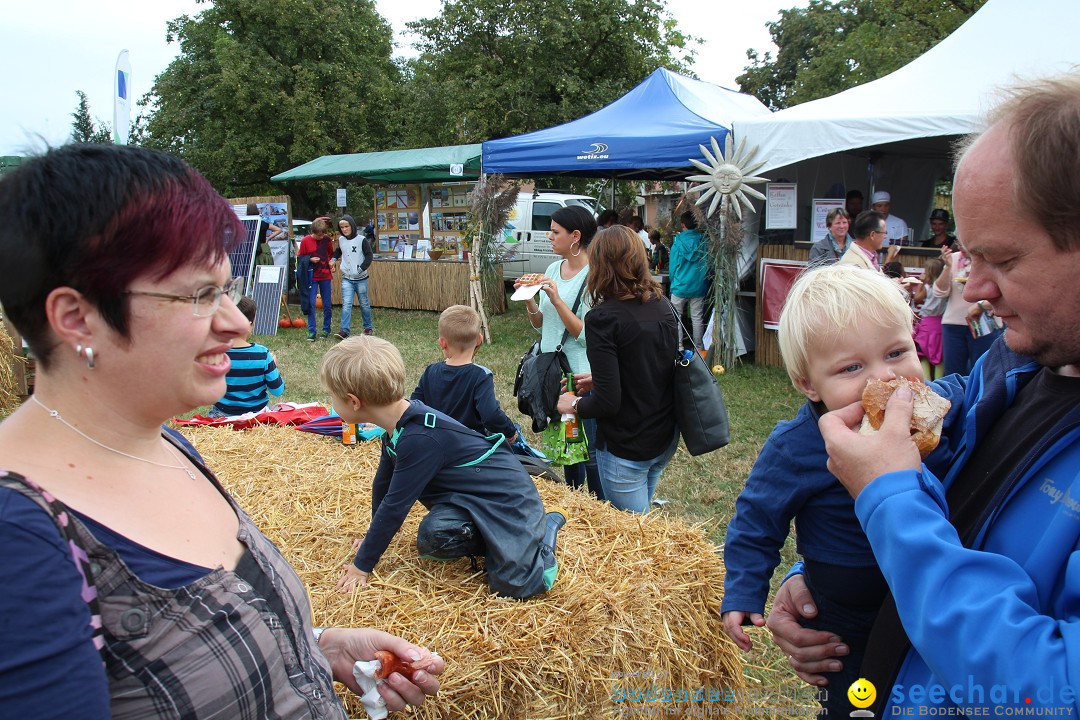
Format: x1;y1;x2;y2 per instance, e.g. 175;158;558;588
863;339;1080;714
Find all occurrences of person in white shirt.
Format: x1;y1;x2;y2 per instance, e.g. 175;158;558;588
627;216;652;254
870;191;910;247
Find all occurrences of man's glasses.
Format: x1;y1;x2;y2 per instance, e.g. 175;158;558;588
126;277;244;317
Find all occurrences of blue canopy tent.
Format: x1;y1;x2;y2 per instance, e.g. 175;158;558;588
481;68;770;180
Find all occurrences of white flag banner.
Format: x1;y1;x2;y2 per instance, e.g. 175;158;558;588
114;50;131;145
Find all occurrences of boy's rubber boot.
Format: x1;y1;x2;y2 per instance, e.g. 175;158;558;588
543;509;566;553
541;508;567;590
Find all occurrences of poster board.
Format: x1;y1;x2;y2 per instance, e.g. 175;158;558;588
251;265;287;336
268;239;289;266
811;198;846;242
429;182;473;255
765;183;797;230
227;195;294;288
374;184;422;253
228;195;292;239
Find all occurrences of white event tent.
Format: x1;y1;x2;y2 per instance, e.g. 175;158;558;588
732;0;1080;242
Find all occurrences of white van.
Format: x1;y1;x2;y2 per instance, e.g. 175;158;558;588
497;192;600;279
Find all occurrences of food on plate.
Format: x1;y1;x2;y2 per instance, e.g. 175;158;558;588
859;377;951;458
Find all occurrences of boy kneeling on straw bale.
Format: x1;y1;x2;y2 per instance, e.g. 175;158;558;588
321;336;566;599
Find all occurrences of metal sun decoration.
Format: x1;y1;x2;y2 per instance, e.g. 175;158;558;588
683;134;767;371
686;134;767;220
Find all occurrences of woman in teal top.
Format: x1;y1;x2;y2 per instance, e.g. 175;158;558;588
520;205;602;498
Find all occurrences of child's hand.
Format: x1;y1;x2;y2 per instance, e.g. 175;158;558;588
337;564;370;593
722;610;765;651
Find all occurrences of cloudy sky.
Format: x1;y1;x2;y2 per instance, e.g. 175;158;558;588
0;0;805;155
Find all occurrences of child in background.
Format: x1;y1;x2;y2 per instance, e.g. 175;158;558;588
333;214;375;339
321;336;564;599
721;264;939;716
411;305;518;443
298;217;335;342
649;230;668;272
209;296;284;418
912;257;946;380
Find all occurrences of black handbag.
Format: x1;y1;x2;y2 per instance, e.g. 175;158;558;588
513;280;586;432
668;301;730;456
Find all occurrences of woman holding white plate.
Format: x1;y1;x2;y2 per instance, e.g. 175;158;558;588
514;205;602;499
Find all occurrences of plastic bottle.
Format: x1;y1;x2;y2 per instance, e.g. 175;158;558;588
562;373;582;443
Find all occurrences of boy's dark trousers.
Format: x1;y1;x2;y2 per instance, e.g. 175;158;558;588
799;569;882;718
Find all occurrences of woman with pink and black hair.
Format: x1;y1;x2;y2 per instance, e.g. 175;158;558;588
0;144;443;718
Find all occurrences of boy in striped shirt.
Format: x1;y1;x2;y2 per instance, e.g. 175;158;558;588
209;296;285;417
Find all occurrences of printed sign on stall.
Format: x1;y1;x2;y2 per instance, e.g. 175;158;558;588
766;183;798;230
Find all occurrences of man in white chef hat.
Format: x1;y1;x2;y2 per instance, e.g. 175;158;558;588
870;190;911;247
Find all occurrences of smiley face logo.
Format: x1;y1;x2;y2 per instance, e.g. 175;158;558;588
848;678;877;709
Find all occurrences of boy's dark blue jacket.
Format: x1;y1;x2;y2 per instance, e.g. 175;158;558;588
411;362;516;439
722;400;878;615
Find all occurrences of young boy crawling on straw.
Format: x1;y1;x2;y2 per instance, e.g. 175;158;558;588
320;335;566;599
721;264;954;716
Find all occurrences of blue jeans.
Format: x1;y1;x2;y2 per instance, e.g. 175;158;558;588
307;278;332;334
563;413;603;500
942;322;1000;376
340;276;373;333
595;431;679;513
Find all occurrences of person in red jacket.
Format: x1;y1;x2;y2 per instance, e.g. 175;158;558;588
298;217;335;341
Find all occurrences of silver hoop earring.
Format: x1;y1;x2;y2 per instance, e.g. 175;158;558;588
80;345;95;370
571;241;582;257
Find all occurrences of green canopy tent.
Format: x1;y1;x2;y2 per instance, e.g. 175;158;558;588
0;156;23;177
270;144;482;184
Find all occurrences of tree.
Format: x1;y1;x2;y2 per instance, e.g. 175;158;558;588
71;91;113;144
737;0;987;110
140;0;401;214
397;0;698;147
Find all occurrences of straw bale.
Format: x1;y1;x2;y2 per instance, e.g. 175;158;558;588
179;425;743;719
0;319;24;416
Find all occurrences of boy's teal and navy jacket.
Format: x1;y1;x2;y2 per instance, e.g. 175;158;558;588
861;340;1080;714
351;402;549;599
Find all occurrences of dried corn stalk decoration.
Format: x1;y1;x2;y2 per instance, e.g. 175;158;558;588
464;174;520;342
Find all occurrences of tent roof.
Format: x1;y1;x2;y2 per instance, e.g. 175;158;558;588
271;144;482;184
481;68;770;180
735;0;1080;174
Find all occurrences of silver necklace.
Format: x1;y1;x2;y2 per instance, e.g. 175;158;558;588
30;395;197;480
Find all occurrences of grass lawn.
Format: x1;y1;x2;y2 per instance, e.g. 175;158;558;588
195;293;818;713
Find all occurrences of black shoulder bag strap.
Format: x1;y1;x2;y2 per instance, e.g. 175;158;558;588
554;275;587;352
666;297;699;355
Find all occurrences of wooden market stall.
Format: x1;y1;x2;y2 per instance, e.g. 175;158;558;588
272;145;490;312
331;258;505;313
